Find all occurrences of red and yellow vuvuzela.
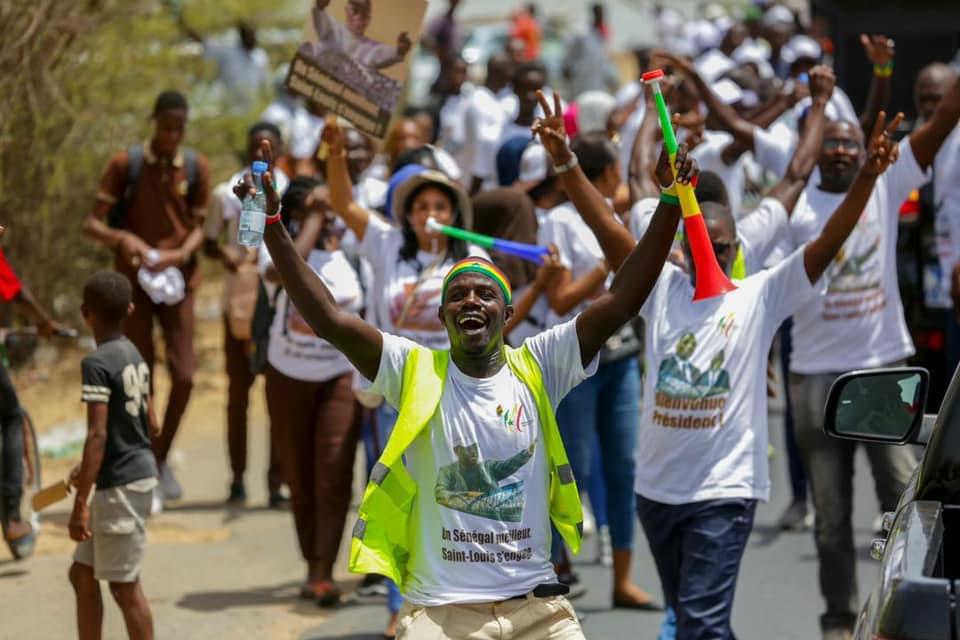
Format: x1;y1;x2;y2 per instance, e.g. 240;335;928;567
643;69;736;301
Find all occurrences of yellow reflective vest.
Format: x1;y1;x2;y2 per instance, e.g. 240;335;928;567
731;245;747;281
349;343;583;589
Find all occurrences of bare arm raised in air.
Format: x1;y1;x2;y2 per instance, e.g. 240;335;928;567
765;65;834;214
533;92;693;365
237;140;382;381
320;119;372;241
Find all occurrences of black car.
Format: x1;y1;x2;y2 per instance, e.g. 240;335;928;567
824;365;959;639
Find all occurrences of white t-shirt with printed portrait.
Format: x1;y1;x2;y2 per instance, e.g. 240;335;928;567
261;248;363;382
635;249;820;504
787;138;929;373
360;212;489;351
368;318;598;605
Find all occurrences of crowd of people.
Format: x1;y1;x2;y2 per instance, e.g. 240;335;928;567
2;2;960;640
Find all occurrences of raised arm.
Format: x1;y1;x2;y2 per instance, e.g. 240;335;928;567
749;83;805;130
503;249;563;337
909;72;960;170
246;141;382;381
262;207;325;285
766;65;834;213
533;91;691;365
320;119;371;240
804;111;903;282
535;92;637;270
628;89;662;203
858;34;895;134
655;51;756;152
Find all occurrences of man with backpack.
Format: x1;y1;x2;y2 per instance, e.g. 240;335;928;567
82;90;210;507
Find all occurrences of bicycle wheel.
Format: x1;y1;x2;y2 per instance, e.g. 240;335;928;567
20;411;41;532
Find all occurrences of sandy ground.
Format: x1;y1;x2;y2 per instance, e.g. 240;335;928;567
2;278;363;639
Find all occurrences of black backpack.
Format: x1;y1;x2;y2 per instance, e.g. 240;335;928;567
107;144;200;229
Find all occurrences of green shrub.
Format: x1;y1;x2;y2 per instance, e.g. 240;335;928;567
0;0;303;319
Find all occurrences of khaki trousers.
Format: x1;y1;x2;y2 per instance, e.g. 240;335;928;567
397;594;585;640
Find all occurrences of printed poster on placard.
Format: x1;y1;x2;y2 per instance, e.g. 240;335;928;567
286;0;428;140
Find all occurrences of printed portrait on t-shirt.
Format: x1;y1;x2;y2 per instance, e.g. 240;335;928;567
652;331;733;431
434;441;535;523
389;279;444;332
819;206;886;322
693;350;731;397
656;332;702;398
826;234;882;294
286;300;315;336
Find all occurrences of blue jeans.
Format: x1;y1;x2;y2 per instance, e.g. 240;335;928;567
637;495;757;640
375;403;404;615
586;434;608;528
553;357;640;560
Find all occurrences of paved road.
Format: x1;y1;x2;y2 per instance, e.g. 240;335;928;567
302;406;891;640
1;347;893;640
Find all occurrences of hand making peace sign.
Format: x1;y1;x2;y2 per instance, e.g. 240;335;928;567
862;110;903;176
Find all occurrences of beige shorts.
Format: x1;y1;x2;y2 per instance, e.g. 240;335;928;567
397;593;585;640
73;478;156;583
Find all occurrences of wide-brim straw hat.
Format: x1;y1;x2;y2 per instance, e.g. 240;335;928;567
391;169;474;230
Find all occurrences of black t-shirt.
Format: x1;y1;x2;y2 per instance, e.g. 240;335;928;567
81;336;157;489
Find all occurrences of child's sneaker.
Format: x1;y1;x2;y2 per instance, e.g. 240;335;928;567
159;463;182;501
150;488;164;515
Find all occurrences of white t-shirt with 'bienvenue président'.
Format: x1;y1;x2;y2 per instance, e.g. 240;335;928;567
636;249;820;504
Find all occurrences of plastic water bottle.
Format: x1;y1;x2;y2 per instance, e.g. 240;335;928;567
238;160;269;247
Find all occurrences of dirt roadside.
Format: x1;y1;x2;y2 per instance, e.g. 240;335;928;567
2;278;363;639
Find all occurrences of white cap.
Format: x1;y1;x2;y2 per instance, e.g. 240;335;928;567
732;41;775;78
514;144;550;191
760;5;794;28
691;20;722;54
711;78;744;105
575;91;617;135
714;15;735;37
782;34;822;64
696;50;735;83
732;41;768;66
704;3;728;21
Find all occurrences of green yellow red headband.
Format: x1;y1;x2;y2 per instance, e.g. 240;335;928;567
442;258;513;305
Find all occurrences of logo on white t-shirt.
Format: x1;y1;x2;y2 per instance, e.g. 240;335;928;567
495;403;526;433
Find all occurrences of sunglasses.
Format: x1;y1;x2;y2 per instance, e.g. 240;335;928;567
711;242;735;256
823;138;861;152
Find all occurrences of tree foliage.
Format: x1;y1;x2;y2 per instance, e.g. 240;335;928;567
0;0;303;317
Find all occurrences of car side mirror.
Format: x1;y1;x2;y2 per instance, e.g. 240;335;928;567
824;367;929;444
